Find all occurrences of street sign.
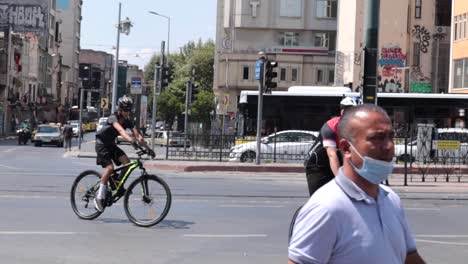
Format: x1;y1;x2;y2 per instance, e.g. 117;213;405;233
433;140;461;150
101;98;108;109
130;77;142;94
255;60;263;80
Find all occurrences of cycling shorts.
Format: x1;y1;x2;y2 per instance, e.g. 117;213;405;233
95;143;126;168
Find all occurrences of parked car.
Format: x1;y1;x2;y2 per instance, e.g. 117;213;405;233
96;117;108;132
155;131;191;148
394;140;418;162
229;130;319;163
33;124;64;147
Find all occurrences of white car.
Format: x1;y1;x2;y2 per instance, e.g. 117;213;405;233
394;140;418;162
155;131;191;148
229;130;319;162
33;125;64;147
96;117;108;132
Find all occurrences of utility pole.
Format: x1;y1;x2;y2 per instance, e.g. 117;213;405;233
111;3;122;113
255;52;266;165
362;0;380;105
150;41;165;150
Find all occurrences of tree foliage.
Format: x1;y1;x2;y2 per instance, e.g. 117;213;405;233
144;39;215;129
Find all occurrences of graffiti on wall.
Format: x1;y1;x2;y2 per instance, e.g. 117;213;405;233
377;45;406;92
409;66;432;93
378;45;406;77
412;25;431;53
0;0;49;37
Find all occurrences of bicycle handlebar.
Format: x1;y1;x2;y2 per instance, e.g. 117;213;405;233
133;142;156;159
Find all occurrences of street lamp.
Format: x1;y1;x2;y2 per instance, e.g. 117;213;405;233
148;11;170;62
111;3;133;113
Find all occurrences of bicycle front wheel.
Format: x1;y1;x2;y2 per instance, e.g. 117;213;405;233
123;174;172;227
70;170;103;220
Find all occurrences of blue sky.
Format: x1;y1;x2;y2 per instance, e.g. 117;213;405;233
80;0;217;70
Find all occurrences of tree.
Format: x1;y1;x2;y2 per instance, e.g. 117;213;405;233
190;90;215;131
156;91;183;130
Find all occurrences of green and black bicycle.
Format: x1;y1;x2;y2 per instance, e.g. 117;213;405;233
70;145;172;227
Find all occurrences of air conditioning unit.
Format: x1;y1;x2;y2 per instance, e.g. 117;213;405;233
435;26;449;34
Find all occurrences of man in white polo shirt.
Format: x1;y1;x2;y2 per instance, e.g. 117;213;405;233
288;104;425;264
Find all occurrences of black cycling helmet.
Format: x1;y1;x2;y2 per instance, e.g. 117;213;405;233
118;95;133;112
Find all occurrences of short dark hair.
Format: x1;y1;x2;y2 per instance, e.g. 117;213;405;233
338;104;390;143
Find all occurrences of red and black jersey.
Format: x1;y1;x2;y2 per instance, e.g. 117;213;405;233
320;116;340;148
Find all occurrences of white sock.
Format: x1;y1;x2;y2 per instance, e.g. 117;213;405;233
97;183;107;199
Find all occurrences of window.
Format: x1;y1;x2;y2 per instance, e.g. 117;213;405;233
316;0;337;19
280;0;302;17
328;70;335;84
242;65;249;80
413;42;420;66
454;16;459;41
464;15;467;39
292;68;298;82
281;32;299;46
454;59;464;88
464;58;468;88
280;68;287;81
415;0;422;19
316;69;323;83
314;32;336;51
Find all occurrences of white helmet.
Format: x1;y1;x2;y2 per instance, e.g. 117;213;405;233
340;97;357;108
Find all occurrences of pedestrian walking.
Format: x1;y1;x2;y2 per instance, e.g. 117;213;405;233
63;121;73;151
288;104;425;264
304;97;357;196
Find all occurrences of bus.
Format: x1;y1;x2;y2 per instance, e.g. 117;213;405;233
69;106;98;132
237;86;468;137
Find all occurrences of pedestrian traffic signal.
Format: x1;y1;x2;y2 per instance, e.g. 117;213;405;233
161;65;172;90
190;83;199;103
265;60;278;93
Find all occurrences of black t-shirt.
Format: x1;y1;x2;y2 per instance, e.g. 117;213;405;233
96;113;134;145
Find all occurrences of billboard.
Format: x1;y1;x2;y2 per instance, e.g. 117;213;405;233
0;0;50;39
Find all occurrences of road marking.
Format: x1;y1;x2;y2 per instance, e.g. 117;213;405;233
415;235;468;238
0;231;81;235
415;239;468;246
0;164;18;170
4;146;22;153
183;234;267;238
0;195;61;199
405;207;440;211
219;205;285;208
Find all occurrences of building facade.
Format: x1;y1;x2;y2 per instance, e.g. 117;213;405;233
214;0;338;115
57;0;82;106
449;0;468;93
78;49;113;114
0;0;65;135
335;0;451;94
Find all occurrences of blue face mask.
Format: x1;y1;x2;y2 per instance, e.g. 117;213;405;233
349;143;394;185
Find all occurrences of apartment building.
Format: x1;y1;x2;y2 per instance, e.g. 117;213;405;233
336;0;451;93
214;0;338;114
57;0;83;106
0;0;63;135
78;49;113;111
449;0;468;93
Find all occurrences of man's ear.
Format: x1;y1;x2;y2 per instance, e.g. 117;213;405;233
339;138;351;156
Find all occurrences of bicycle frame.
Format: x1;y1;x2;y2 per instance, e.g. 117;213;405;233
109;158;146;198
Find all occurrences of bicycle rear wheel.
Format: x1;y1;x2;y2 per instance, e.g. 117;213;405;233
123;174;172;227
70;170;103;220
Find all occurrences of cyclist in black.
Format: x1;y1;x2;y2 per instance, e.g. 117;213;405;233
304;97;357;196
94;95;148;212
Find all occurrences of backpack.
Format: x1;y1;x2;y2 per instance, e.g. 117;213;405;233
304;134;330;169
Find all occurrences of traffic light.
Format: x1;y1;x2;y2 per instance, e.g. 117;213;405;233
265;60;278;93
190;83;199;103
161;65;172;90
